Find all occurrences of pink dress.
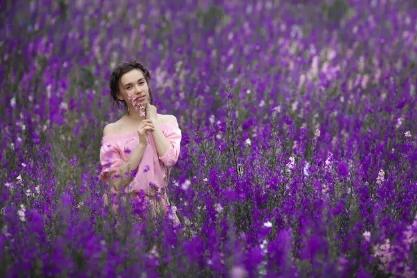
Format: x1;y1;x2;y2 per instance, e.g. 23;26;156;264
99;114;181;223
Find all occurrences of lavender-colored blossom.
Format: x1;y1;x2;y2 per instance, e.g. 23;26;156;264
1;0;417;276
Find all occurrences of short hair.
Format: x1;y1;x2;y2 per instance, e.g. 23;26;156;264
109;61;154;109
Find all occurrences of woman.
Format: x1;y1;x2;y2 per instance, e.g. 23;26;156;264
99;61;181;225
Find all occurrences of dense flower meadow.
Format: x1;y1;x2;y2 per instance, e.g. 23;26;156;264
1;0;417;276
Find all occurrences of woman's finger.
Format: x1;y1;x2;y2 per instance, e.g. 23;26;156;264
140;122;153;128
144;125;154;131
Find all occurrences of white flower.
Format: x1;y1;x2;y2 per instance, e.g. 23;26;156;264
203;178;208;182
148;245;160;258
181;179;191;191
35;185;40;194
25;189;33;198
286;156;295;173
260;239;268;254
244;138;251;146
214;203;223;214
303;162;310;177
209;114;215;124
263;221;272;228
376;169;385;185
404;131;411;138
272;105;281;113
10;97;16;108
363;231;371;242
237;164;244;176
5;182;13;190
17;204;26;222
396;117;403;129
59;102;68;111
168;205;179;224
291;101;298;111
16;175;22;183
314;128;321;138
325;152;333;170
230;265;248;278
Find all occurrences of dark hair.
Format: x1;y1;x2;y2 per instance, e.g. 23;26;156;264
109;61;154;109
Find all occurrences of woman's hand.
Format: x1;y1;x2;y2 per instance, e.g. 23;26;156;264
137;119;155;145
146;103;158;122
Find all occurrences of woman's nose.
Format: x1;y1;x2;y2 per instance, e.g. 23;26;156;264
134;86;143;94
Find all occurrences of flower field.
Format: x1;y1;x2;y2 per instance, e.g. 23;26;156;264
1;0;417;276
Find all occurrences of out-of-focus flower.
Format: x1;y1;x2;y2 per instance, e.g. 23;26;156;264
244;138;251;146
396;117;403;128
148;244;159;258
403;214;417;247
373;239;392;270
404;130;411;138
10;97;16;108
303;162;310;177
16;175;23;183
214;203;223;214
363;231;371;242
286;156;295;174
263;221;272;228
376;169;385;185
322;183;329;195
181;179;191;190
260;239;268;254
337;256;348;272
237;164;244;176
5;182;13;190
25;189;34;198
18;204;26;222
314;128;320;138
325;152;333;171
230;265;248;278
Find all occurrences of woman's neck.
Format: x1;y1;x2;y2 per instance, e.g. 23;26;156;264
125;111;146;123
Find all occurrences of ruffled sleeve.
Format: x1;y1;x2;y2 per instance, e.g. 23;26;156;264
99;141;129;183
158;116;182;167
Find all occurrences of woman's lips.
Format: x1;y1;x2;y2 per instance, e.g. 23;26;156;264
134;96;146;102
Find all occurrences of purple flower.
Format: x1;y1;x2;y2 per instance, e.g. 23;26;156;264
143;165;150;173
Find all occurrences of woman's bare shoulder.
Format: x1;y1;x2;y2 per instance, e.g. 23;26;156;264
103;122;118;137
103;118;125;137
158;114;177;124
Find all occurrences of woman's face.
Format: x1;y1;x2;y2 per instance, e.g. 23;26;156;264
117;69;151;109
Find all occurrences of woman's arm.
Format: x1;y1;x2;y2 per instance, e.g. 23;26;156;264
109;141;147;192
102;123;150;192
150;118;171;158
